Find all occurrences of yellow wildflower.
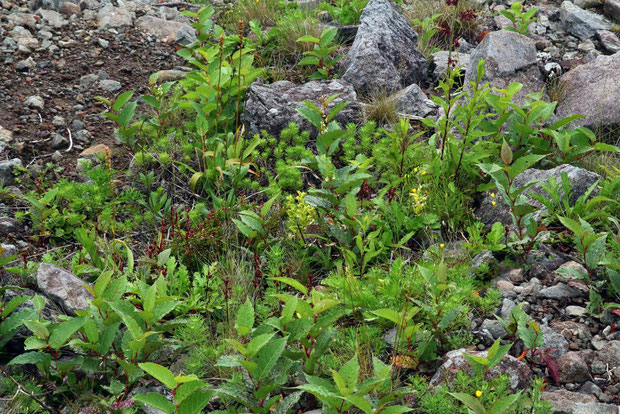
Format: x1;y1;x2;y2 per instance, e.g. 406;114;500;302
492;201;496;206
421;170;427;176
490;192;495;198
413;167;418;173
475;390;482;398
440;243;445;249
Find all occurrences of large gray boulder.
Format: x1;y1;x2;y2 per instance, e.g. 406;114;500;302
37;263;93;314
244;79;361;139
605;0;620;22
465;31;546;104
560;1;612;40
476;165;601;226
431;348;532;390
340;0;428;96
553;52;620;130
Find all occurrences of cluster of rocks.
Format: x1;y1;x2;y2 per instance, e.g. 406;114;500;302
0;0;197;177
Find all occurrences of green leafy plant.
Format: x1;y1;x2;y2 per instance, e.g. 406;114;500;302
318;0;368;25
298;354;412;414
135;363;214;414
498;2;538;35
297;27;342;80
463;338;512;378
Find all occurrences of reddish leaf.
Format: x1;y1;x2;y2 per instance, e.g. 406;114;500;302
541;350;561;385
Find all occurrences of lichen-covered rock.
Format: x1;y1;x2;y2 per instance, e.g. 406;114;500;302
465;30;546;104
553;52;620;130
244;79;361;139
97;4;134;28
340;0;427;96
36;263;92;314
476;165;601;226
430;348;532;390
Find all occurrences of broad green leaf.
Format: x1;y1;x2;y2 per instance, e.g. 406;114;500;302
8;352;52;366
254;336;287;380
134;393;175;414
177;390;214;414
112;91;135;112
235;299;254;338
372;309;401;325
138;362;177;390
271;277;308;295
488;393;521;414
49;317;86;350
449;392;486;414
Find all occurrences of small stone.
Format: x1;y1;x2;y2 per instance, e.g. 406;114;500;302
98;38;109;48
566;305;587;317
16;56;36;72
579;381;602;395
51;133;67;149
559;351;591;383
538;283;584;300
496;280;515;292
52;115;65;127
24;95;44;110
481;319;507;339
591;360;606;375
98;79;122;93
79;143;109;158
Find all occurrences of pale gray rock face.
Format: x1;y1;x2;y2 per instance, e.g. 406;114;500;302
0;159;23;186
387;84;437;117
554;52;620;130
340;0;428;96
430;348;532;390
97;4;134;28
465;30;546;104
243;79;361;139
560;1;612;40
36;263;93;314
476;165;601;226
596;30;620;53
134;16;196;46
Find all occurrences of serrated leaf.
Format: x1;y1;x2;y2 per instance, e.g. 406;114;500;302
177;390;214;414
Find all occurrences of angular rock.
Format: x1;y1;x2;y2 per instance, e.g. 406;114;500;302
430;348;532;390
566;305;586;317
99;79;122;93
0;217;21;236
538;283;585;300
560;1;612;40
38;8;68;28
135;16;196;46
25;95;45;110
0;159;22;186
0;125;13;144
387;84;437;117
340;0;427;96
541;324;570;357
554;52;620;129
571;403;620;414
97;4;134;28
36;263;92;314
465;30;546;104
151;69;190;83
6;13;37;30
244;79;361;139
604;0;620;22
597;30;620;53
480;318;507;339
476;165;601;226
559;351;591;383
